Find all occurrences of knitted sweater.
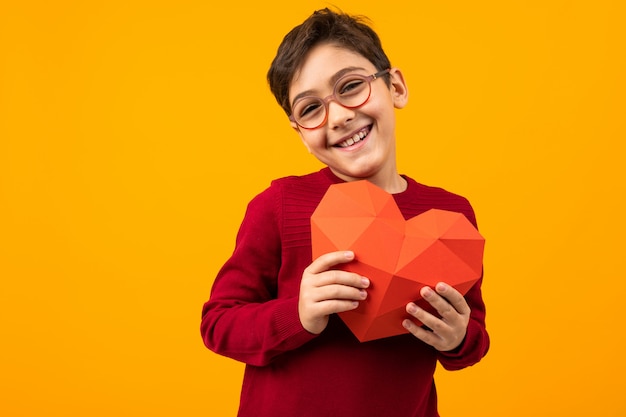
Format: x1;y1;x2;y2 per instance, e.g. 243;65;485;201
201;168;489;417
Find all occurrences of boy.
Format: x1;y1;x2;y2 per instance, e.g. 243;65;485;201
201;8;489;417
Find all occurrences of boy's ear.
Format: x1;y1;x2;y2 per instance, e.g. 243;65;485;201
389;68;409;109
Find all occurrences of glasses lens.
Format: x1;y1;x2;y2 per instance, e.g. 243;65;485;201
335;75;370;108
293;97;325;129
291;74;372;129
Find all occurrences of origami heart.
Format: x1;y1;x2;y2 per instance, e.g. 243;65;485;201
311;180;485;342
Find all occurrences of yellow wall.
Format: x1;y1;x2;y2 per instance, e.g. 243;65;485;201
1;1;624;415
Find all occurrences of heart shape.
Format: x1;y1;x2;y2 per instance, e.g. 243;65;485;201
311;180;485;342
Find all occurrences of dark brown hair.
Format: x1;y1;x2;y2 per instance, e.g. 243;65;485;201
267;8;392;116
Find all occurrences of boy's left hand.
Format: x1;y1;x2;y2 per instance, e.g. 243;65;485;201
402;282;470;352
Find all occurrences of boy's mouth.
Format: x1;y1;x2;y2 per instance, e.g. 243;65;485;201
334;126;371;148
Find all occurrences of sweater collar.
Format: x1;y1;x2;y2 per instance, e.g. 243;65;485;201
320;167;414;197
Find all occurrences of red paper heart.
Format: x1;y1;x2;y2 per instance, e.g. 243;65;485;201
311;180;485;342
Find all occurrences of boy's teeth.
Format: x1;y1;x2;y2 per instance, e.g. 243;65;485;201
339;130;367;147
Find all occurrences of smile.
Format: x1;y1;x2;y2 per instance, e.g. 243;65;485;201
335;126;370;148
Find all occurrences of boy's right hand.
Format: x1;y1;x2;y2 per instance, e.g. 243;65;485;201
298;250;370;335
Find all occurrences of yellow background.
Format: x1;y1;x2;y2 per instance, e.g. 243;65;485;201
1;0;624;415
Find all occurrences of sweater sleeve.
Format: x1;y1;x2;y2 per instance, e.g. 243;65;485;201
200;186;317;367
437;200;490;370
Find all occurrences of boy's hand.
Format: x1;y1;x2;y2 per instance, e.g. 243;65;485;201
299;251;370;335
403;282;470;351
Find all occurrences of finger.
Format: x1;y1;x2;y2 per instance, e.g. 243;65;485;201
312;269;370;290
310;283;368;303
305;251;370;289
405;302;452;336
420;284;468;320
314;299;362;316
402;317;444;348
433;282;471;317
306;251;356;274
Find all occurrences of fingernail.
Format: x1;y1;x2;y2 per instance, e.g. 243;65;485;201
345;251;354;259
436;282;447;292
361;278;370;287
407;303;418;314
422;287;433;297
359;289;367;299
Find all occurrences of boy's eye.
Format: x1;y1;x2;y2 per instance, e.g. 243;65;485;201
298;100;323;119
338;78;366;96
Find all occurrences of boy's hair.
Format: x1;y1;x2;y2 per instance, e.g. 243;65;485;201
267;8;392;116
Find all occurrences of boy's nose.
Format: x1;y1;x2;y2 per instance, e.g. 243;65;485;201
327;100;355;129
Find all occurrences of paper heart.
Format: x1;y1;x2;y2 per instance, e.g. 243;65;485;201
311;180;485;342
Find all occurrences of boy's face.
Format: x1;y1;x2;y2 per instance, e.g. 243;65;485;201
288;43;408;187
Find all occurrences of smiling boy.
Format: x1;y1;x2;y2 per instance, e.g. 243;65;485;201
201;8;489;417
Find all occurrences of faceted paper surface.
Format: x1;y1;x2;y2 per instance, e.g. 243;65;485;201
311;180;485;342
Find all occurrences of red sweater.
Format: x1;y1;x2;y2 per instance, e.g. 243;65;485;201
201;168;489;417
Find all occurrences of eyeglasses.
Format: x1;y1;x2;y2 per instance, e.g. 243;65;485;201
289;68;391;130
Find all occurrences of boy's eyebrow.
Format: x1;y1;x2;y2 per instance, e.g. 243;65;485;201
291;66;368;107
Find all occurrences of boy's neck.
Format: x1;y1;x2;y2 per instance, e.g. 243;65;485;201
375;174;407;194
329;168;407;194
